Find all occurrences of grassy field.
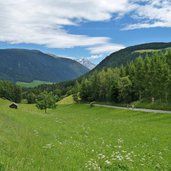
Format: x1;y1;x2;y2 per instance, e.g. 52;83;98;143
0;99;171;171
133;49;162;54
16;80;52;88
133;101;171;111
133;47;171;54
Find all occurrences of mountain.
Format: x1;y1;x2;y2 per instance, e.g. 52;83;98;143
0;49;89;83
77;59;96;70
93;42;171;71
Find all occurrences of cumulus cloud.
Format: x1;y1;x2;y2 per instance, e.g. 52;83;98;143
125;0;171;29
0;0;130;50
0;0;170;55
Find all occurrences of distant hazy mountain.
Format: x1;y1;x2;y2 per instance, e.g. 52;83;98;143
0;49;89;83
77;58;96;70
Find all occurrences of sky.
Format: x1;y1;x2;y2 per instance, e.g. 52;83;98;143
0;0;171;64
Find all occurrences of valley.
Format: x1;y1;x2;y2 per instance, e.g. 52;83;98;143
0;1;171;170
16;80;52;88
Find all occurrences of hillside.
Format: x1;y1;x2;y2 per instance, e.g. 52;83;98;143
0;49;89;83
94;42;171;70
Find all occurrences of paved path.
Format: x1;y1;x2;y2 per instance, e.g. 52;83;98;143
94;104;171;114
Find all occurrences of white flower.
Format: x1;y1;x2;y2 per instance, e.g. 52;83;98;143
117;138;123;144
105;160;111;165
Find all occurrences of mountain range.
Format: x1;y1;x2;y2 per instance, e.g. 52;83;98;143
0;49;89;83
0;42;171;84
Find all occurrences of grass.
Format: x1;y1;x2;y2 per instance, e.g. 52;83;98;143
0;99;171;170
133;100;171;111
133;49;161;54
16;80;52;88
57;95;75;105
133;47;171;54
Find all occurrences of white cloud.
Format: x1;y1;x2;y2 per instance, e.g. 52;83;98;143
0;0;129;49
0;0;170;54
87;54;103;60
125;0;171;29
87;44;125;55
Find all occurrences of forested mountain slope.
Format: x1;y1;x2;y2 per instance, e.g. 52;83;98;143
94;42;171;70
78;50;171;104
0;49;89;82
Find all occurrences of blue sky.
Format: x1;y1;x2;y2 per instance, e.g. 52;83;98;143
0;0;171;64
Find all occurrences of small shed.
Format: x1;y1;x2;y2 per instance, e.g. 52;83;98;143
9;103;18;109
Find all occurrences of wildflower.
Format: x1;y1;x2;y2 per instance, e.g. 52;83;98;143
122;150;127;153
117;138;123;144
42;143;54;149
98;154;106;160
116;155;123;161
105;160;111;166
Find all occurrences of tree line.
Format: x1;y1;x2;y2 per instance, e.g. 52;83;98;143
0;80;22;103
75;51;171;103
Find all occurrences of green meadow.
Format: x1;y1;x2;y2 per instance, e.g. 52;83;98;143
133;47;171;54
133;49;162;54
16;80;52;88
0;99;171;171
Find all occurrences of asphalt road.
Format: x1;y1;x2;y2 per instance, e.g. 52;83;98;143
94;104;171;114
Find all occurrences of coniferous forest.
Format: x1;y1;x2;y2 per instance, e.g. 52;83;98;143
0;80;22;103
76;51;171;104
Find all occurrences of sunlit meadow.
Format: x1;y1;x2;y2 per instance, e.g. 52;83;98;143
0;99;171;171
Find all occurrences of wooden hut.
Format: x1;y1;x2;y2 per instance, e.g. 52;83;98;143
9;103;18;109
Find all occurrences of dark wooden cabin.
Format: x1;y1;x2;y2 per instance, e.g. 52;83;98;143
9;103;18;109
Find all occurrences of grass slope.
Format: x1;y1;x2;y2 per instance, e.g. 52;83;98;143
0;99;171;170
17;80;52;88
133;49;162;53
57;95;75;105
